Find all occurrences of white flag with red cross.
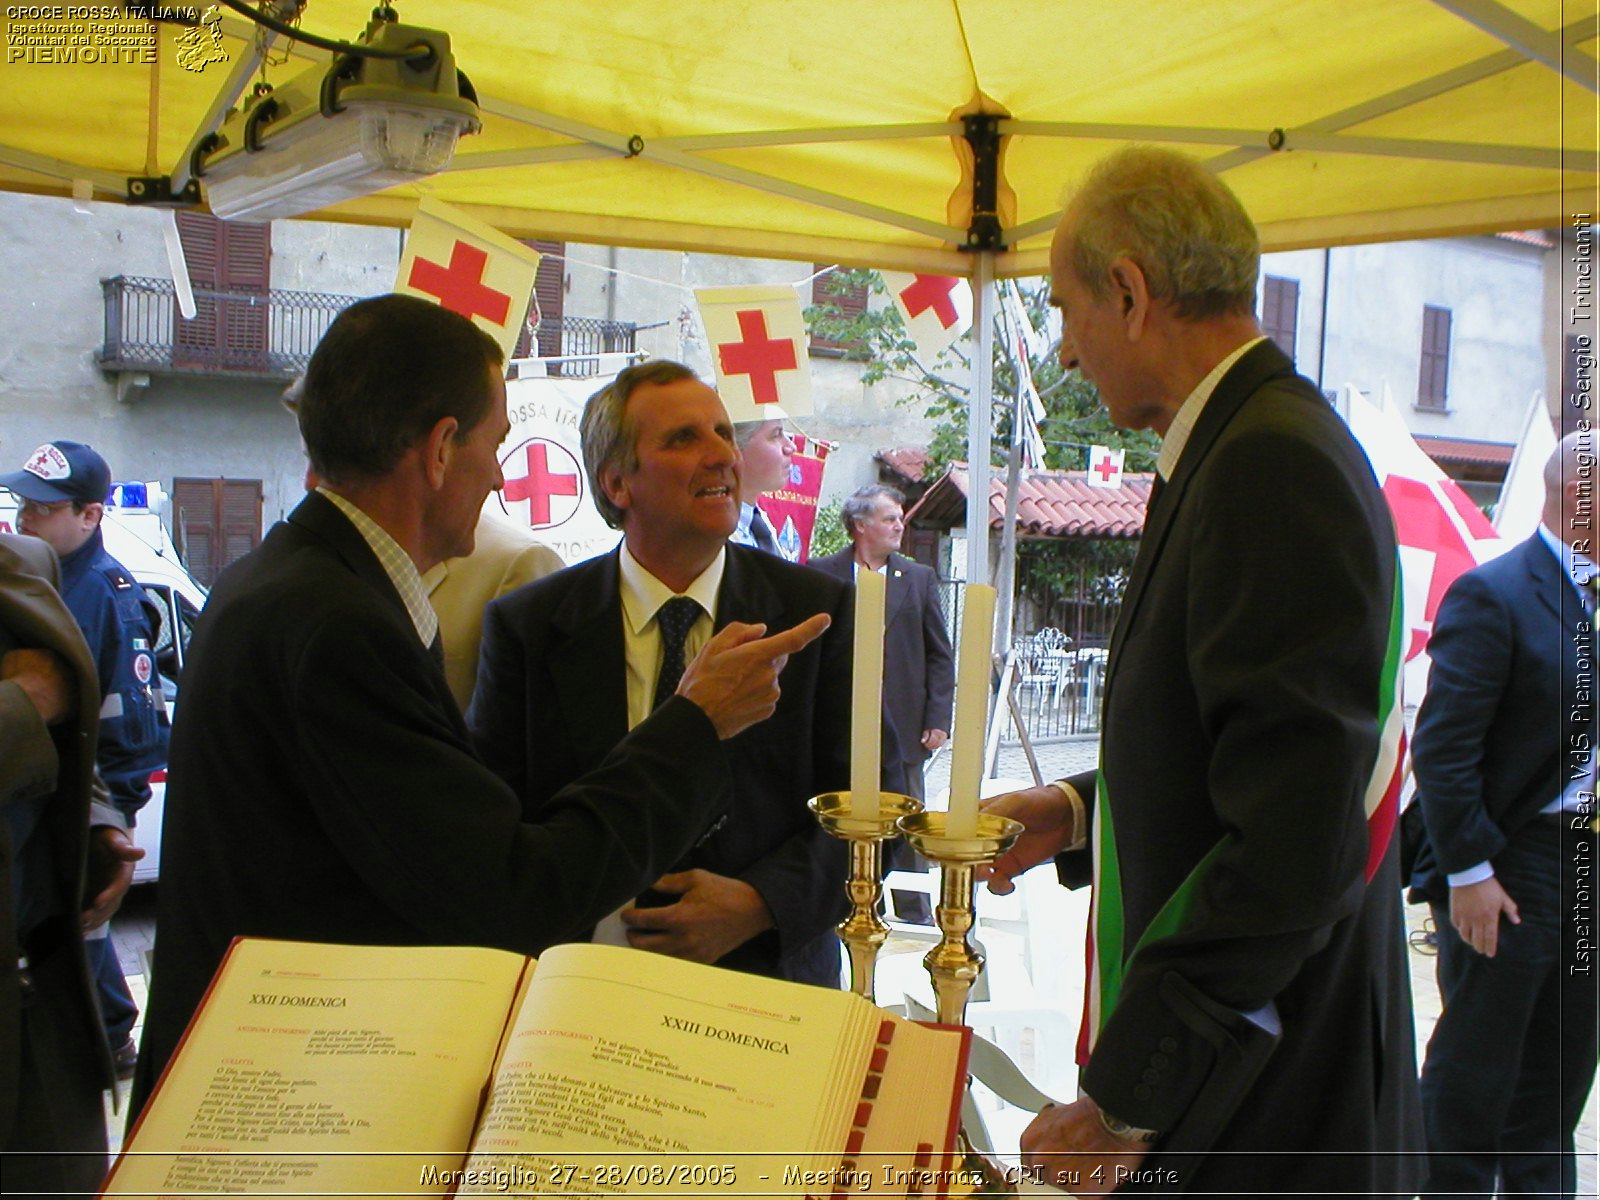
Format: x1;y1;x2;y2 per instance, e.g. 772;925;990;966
1085;445;1125;489
882;270;972;365
1343;385;1503;673
395;197;542;360
695;285;813;419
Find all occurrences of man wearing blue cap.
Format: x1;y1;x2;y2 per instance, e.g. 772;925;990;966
2;440;167;1077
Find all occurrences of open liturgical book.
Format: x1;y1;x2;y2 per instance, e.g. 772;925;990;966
104;939;971;1197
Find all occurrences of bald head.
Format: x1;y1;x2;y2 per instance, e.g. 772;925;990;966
1543;429;1594;544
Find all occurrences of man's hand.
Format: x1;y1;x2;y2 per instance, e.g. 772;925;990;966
3;648;76;725
1449;876;1519;957
81;826;145;931
1020;1096;1149;1197
921;728;949;752
977;784;1080;895
620;870;774;964
677;613;831;740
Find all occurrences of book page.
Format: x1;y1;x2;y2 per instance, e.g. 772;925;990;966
104;938;528;1197
460;944;882;1196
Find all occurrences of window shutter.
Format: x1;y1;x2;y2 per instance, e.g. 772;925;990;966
1418;305;1452;410
1262;275;1299;364
809;265;868;355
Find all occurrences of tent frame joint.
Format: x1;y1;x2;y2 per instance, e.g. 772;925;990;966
125;175;202;207
962;112;1006;252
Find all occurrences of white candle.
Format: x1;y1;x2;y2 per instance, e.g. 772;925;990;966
850;567;887;818
946;583;997;838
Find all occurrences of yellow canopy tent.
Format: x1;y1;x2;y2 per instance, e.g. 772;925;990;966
0;0;1593;575
0;0;1592;273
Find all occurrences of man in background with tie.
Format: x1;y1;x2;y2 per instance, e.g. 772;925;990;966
470;360;854;986
1410;429;1598;1197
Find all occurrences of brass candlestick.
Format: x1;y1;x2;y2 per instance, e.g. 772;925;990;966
809;791;923;999
895;810;1024;1027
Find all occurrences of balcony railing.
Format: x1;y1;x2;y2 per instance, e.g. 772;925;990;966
99;275;360;381
100;275;640;382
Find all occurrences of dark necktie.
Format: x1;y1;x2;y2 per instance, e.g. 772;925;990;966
749;507;779;556
652;596;702;709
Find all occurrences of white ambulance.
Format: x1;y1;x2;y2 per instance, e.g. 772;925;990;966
0;482;209;883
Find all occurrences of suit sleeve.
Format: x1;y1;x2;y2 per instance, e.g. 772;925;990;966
919;569;954;733
1081;426;1387;1131
1411;572;1513;874
733;579;853;954
465;594;531;799
295;604;732;954
0;677;58;807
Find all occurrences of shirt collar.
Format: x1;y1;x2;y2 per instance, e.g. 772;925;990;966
1538;522;1598;588
618;540;725;636
1155;336;1267;481
316;486;438;648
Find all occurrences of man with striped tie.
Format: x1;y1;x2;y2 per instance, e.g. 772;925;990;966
981;147;1422;1196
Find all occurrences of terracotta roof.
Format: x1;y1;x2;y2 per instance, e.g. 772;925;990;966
1413;435;1515;467
907;464;1154;538
875;446;930;483
1492;230;1555;248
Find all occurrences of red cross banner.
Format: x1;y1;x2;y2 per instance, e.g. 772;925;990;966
695;285;813;420
494;372;623;563
1085;445;1125;489
395;197;542;359
882;270;972;366
1343;385;1502;691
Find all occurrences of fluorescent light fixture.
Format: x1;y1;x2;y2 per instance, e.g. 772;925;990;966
198;19;479;222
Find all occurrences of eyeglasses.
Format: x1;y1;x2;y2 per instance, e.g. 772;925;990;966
17;498;73;518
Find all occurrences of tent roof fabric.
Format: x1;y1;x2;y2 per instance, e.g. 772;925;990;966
0;1;1593;275
910;464;1155;538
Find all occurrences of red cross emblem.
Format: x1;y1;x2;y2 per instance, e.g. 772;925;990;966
501;438;582;529
407;241;513;326
899;274;962;329
718;309;797;406
1091;451;1120;484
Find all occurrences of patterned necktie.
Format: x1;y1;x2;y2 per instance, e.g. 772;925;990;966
749;507;780;556
652;596;703;709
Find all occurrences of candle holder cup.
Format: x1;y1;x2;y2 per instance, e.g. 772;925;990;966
894;809;1024;1028
809;791;924;999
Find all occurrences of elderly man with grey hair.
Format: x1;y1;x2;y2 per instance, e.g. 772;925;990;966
470;360;854;986
981;148;1421;1195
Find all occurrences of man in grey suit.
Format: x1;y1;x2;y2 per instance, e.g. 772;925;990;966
811;485;953;803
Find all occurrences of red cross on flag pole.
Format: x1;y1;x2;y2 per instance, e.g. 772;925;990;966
882;270;972;367
696;285;812;419
1085;445;1125;489
1343;384;1502;688
395;197;542;359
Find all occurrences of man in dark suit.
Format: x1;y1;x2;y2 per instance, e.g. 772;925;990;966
133;298;829;1119
982;147;1421;1196
469;361;852;987
1410;430;1597;1197
1;532;119;1194
811;485;953;804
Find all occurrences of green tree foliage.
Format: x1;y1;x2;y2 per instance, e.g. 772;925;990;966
806;270;1156;631
809;497;849;559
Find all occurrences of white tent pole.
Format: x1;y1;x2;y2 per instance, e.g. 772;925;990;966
966;253;995;594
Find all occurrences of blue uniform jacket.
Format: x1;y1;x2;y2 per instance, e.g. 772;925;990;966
58;526;169;819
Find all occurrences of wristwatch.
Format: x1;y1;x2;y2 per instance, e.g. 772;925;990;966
1098;1108;1162;1145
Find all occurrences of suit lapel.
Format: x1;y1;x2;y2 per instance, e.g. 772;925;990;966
884;553;912;623
1104;341;1296;703
288;491;414;626
717;544;781;629
547;550;630;760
